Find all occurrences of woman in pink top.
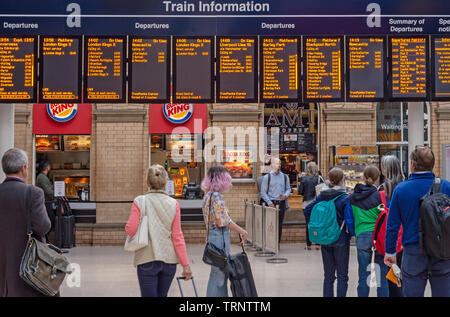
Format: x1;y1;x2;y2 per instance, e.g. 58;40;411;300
125;165;191;297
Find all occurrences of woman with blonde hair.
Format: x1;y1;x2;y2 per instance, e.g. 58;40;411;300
125;164;191;297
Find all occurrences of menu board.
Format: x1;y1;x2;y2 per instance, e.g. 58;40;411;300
40;36;82;102
63;135;91;152
279;132;315;153
84;36;126;103
35;135;60;152
390;37;428;100
216;37;257;102
346;37;386;101
0;36;37;102
303;37;344;102
432;37;450;101
173;37;214;103
219;148;255;181
129;37;170;103
261;37;300;102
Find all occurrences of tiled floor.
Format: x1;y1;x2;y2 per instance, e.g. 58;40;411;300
60;243;431;297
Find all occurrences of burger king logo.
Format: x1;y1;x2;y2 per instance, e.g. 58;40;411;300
47;104;78;123
163;104;193;124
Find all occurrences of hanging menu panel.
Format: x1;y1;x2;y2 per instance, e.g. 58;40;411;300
389;37;429;100
216;37;258;103
173;37;214;103
432;36;450;101
84;36;126;103
346;37;387;101
129;37;170;103
303;37;344;102
260;37;300;102
0;36;37;102
40;36;82;102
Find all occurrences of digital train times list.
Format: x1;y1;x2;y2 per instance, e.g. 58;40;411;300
0;36;36;102
217;37;257;102
304;37;343;102
390;37;428;100
261;37;299;102
173;37;213;102
432;37;450;100
40;37;81;102
347;37;386;101
84;37;125;102
129;37;170;102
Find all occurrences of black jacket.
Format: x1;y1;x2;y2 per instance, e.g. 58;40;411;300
298;175;320;201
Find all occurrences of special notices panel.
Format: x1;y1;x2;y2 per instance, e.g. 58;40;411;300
432;37;450;100
84;36;126;103
303;37;344;102
0;36;37;102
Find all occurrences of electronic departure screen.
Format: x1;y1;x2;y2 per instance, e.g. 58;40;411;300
303;37;344;102
84;36;126;103
0;36;37;102
432;37;450;101
346;37;386;101
216;37;257;103
129;37;170;103
173;37;214;103
40;36;82;102
260;37;300;102
390;37;429;100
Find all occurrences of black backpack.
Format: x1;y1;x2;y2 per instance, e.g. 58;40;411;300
419;178;450;260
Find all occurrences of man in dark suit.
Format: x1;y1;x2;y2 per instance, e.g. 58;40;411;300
0;148;51;297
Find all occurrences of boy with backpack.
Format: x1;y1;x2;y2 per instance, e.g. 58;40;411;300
304;168;351;297
384;146;450;297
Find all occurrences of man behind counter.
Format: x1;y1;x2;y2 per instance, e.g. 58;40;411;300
36;160;54;201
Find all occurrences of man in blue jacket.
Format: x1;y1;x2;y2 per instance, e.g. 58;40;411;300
384;146;450;297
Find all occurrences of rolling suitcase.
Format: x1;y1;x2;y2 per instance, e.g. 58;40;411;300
176;276;198;297
55;197;76;249
223;244;258;297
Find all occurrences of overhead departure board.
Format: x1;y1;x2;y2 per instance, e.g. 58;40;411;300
431;37;450;101
390;37;428;100
303;37;344;102
216;37;257;103
84;36;126;103
173;37;214;103
0;36;37;102
346;37;386;101
129;37;170;103
39;36;82;102
260;37;300;102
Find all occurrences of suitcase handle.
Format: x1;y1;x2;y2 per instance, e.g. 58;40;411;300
176;276;198;297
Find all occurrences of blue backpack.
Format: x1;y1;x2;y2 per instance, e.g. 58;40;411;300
308;194;346;245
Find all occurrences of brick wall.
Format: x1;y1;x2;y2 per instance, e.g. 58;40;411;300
13;103;33;184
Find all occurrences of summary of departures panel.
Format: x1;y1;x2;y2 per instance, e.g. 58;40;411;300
40;37;81;102
85;37;125;102
261;37;299;102
391;37;427;99
0;37;36;102
304;37;343;101
217;37;257;102
174;37;213;102
129;37;169;102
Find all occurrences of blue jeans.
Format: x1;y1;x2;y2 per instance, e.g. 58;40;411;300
206;227;231;297
137;261;176;297
321;232;351;297
402;245;450;297
356;231;389;297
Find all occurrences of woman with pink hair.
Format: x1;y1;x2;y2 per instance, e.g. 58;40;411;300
201;165;248;297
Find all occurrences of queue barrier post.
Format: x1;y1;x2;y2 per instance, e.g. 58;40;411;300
255;203;275;257
266;205;288;264
250;202;263;252
244;199;253;248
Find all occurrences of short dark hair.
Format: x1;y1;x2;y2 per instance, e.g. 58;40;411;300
39;161;51;173
328;168;344;187
410;146;435;172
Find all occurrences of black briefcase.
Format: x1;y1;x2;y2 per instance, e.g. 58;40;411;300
55;198;76;249
223;245;258;297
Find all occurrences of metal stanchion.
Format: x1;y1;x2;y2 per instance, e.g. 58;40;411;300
250;202;263;252
267;205;288;264
243;199;253;248
255;204;275;257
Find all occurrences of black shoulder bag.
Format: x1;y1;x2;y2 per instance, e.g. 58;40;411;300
202;192;228;269
19;185;72;297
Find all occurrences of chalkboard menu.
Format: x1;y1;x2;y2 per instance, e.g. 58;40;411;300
261;37;300;102
173;37;214;103
39;36;82;102
431;36;450;101
346;37;387;101
216;37;258;103
389;37;429;100
84;36;126;103
129;37;170;103
303;37;344;102
0;36;37;102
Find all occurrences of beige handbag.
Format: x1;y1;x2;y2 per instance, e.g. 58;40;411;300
124;196;148;252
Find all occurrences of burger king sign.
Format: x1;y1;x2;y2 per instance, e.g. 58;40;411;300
47;104;78;123
163;104;193;124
